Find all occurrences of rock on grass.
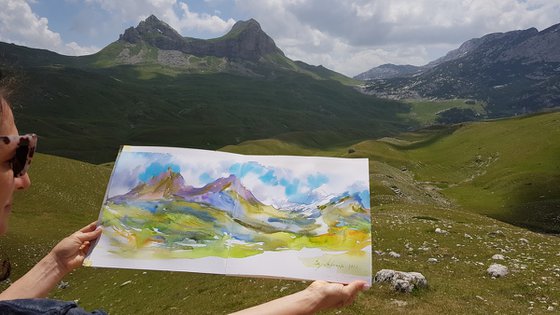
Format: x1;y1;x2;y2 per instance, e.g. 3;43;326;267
487;264;509;278
374;269;428;293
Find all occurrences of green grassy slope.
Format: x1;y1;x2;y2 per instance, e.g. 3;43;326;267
1;137;558;313
11;64;410;164
353;112;560;233
401;99;487;126
1;42;415;164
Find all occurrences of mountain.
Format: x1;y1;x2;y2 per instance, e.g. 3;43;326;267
0;15;410;163
114;15;283;62
359;22;560;117
354;64;424;80
91;15;352;81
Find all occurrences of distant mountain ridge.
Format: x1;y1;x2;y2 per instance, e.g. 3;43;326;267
357;22;560;116
353;63;423;80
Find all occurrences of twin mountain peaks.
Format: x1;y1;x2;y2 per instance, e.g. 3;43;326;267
119;15;283;61
93;14;347;82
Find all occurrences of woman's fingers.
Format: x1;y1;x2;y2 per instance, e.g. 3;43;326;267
79;221;99;233
76;226;102;242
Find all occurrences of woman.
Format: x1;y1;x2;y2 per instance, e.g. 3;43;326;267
0;86;367;314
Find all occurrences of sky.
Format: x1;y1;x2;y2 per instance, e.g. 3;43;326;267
1;0;559;77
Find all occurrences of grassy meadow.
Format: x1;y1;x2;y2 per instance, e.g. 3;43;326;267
1;111;559;314
401;99;487;126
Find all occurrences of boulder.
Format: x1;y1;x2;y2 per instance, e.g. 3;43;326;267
374;269;428;293
487;263;509;278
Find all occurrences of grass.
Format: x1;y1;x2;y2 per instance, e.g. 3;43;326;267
400;99;487;126
1;131;558;313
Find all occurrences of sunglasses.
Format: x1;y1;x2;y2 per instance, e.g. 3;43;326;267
0;134;38;177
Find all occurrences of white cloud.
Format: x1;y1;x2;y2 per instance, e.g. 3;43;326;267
88;0;235;37
0;0;98;55
64;41;100;56
234;0;560;76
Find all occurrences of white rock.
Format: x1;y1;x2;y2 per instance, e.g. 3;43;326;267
487;264;509;278
464;233;473;239
548;306;555;311
389;251;401;258
120;280;132;287
374;250;385;256
435;228;447;234
427;258;438;263
374;269;428;293
519;238;529;244
492;254;505;260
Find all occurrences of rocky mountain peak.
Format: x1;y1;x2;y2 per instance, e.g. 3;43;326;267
217;18;284;60
229;18;262;33
119;15;186;50
116;15;283;61
498;23;560;63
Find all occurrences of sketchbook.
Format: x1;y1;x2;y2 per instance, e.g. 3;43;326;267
85;145;372;285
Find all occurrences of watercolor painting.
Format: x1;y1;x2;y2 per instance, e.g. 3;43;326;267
86;146;372;284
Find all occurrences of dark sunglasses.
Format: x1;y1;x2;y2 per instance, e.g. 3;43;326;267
0;134;37;177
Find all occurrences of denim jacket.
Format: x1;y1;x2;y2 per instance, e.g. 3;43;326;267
0;299;107;315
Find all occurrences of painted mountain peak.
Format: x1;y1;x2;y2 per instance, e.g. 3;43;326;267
113;167;187;201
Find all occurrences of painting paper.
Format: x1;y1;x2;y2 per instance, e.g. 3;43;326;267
86;146;372;284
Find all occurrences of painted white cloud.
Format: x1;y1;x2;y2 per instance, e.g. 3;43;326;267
0;0;98;55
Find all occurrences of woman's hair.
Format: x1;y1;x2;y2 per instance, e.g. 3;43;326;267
0;68;18;112
0;70;11;125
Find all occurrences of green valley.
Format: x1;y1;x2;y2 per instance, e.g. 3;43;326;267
1;111;558;314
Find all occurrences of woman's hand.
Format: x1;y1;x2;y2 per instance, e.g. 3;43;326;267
49;221;102;273
231;279;368;315
304;280;368;312
0;221;102;300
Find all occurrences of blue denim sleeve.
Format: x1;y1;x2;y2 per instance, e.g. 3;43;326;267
0;298;107;314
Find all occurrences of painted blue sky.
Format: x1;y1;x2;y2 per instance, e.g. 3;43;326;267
1;1;558;76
